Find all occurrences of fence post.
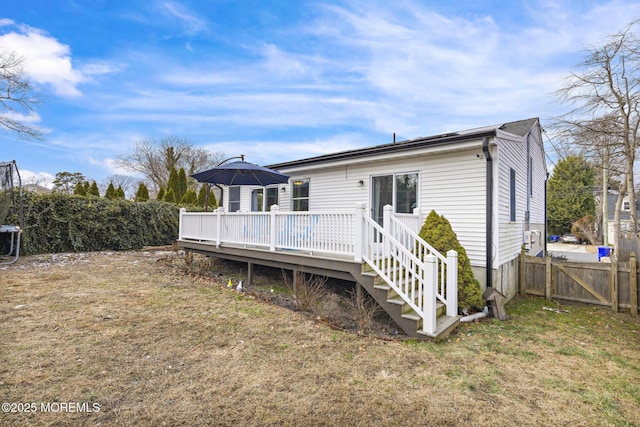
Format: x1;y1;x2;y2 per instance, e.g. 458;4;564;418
545;255;552;300
423;254;437;335
270;205;279;252
446;250;458;317
519;247;526;295
631;252;638;315
610;260;619;313
354;203;365;262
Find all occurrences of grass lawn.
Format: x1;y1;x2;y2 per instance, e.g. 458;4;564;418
1;249;639;426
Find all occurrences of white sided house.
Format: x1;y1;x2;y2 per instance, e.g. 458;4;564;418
178;118;547;339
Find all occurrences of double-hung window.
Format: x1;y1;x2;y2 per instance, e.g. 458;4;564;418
292;179;310;211
229;186;241;212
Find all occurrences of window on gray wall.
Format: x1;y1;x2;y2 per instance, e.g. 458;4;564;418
510;168;516;221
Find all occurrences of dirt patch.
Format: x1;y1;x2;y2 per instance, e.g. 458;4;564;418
1;248;639;426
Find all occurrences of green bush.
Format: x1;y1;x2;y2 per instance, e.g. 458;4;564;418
418;210;484;312
15;192;179;254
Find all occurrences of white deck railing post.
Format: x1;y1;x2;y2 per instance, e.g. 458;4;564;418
383;204;393;258
215;207;223;247
446;250;458;317
354;203;365;262
423;254;437;335
178;208;186;240
270;205;279;251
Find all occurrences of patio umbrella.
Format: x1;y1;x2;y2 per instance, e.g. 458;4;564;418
190;161;289;186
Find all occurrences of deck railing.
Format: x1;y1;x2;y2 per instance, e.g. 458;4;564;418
179;206;355;256
179;203;458;335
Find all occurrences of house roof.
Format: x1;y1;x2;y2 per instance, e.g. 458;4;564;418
267;117;539;169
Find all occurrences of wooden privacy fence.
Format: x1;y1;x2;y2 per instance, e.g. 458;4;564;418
519;251;638;315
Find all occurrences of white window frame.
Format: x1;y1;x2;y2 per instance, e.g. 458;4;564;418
291;178;310;211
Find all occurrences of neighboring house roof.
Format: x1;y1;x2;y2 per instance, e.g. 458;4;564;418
268;117;540;169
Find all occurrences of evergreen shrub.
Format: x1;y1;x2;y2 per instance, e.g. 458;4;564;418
418;210;484;312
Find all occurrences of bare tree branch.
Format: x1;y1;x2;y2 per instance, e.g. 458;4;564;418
551;19;640;234
115;137;225;191
0;50;44;140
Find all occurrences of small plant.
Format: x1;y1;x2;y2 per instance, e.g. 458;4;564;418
348;288;381;332
281;270;328;311
182;251;215;276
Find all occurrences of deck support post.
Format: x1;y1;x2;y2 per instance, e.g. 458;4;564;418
446;250;458;317
247;262;253;286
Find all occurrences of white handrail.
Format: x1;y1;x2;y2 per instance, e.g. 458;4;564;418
387;210;458;317
360;205;458;333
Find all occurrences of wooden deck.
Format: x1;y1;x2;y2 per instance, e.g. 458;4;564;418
177;205;460;339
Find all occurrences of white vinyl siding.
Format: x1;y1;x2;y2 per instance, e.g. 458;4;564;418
495;123;547;265
280;147;487;268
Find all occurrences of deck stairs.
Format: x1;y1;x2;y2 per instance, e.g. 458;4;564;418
358;262;460;340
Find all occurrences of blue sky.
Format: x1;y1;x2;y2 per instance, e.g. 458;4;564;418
2;0;640;188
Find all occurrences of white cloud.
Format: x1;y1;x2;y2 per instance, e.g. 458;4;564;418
19;169;55;187
0;25;86;97
159;1;208;36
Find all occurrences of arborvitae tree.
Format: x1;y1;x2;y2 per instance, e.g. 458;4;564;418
180;189;198;205
167;168;180;201
135;182;150;202
164;188;176;203
104;182;117;200
83;181;90;194
178;167;188;201
418;210;484;312
197;185;207;207
116;185;125;199
73;181;86;196
156;186;166;201
88;181;100;197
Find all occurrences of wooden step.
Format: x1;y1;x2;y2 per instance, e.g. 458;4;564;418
360;262;459;341
416;315;461;341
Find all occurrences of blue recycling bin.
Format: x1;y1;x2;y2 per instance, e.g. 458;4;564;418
598;246;612;261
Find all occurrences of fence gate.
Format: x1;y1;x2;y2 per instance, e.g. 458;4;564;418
519;251;638;315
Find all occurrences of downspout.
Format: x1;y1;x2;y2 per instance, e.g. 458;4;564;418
482;137;493;289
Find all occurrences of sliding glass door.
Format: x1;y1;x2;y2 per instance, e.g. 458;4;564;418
371;172;418;225
372;175;393;225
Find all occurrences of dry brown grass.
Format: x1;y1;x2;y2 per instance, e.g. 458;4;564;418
1;249;639;426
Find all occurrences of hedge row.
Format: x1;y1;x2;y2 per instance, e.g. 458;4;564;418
12;192;179;255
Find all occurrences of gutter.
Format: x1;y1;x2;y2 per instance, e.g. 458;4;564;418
482;137;493;288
